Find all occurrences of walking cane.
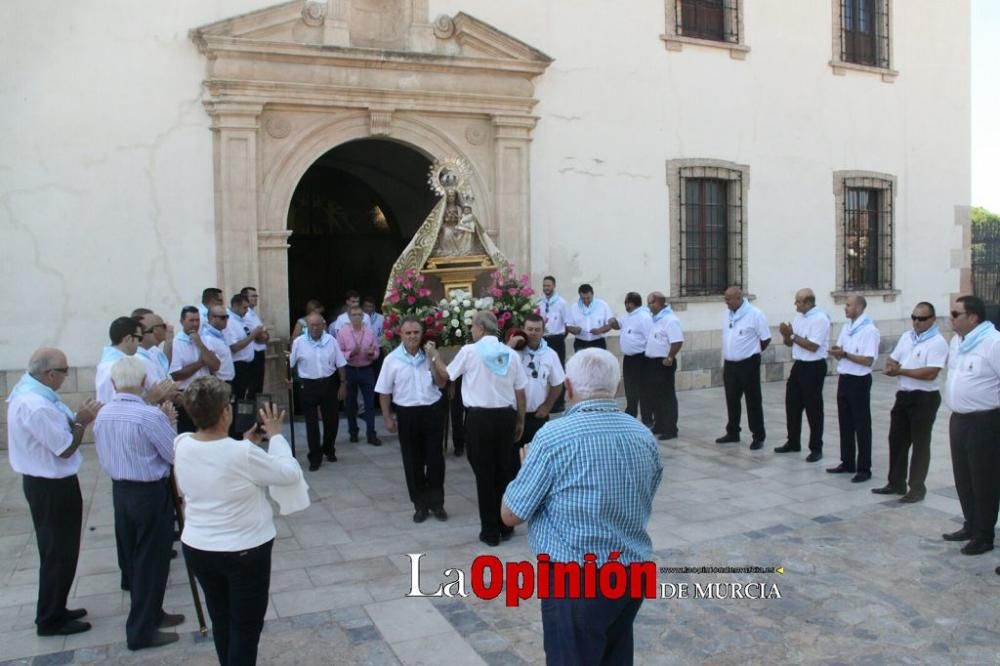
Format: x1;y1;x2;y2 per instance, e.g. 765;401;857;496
169;471;208;635
286;354;297;458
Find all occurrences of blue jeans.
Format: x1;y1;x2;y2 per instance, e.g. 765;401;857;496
346;365;377;437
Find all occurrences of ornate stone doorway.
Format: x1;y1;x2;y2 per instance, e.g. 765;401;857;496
286;138;435;328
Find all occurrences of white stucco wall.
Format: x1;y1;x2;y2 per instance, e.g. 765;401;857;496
0;0;969;371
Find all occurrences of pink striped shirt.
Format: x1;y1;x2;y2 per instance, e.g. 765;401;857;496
337;324;380;368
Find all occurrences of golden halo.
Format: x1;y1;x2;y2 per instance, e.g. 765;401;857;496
427;158;472;197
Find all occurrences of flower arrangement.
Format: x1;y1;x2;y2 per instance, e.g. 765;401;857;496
487;264;538;335
382;270;444;349
438;290;494;347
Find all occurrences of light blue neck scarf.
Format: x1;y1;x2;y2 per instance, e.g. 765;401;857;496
543;294;563;313
475;336;512;376
175;331;192;344
137;347;169;373
202;326;224;340
526;338;549;358
7;373;75;421
577;298;594;316
308;332;332;348
228;309;247;326
911;323;939;345
958;321;996;354
392;344;425;367
804;306;830;321
846;314;872;337
652;305;673;323
99;346;126;366
729;299;752;325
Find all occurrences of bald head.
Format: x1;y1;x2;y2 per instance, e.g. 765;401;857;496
724;286;744;311
794;289;816;314
140;313;166;347
306;312;326;340
647;291;666;314
28;348;69;390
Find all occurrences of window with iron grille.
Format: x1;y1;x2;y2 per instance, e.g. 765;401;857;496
663;0;748;57
834;172;895;294
669;162;747;298
838;0;891;68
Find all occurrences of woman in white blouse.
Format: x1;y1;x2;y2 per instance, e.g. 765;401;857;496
174;376;306;665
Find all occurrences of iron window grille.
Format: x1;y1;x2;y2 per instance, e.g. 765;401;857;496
843;183;893;291
840;0;890;68
972;217;1000;305
678;169;744;296
676;0;740;43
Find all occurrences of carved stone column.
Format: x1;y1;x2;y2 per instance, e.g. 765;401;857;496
207;102;263;295
257;230;293;338
492;114;537;273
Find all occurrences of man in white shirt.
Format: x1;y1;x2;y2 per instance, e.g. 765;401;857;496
289;312;348;470
225;293;264;402
610;292;653;424
196;287;223;321
565;283;614;352
203;305;235;384
776;288;831;462
329;290;371;335
876;302;949;501
241;287;271;397
169;306;221;432
376;317;449;523
827;295;880;482
942;295;1000;556
716;287;771;449
508;313;565;473
7;347;101;637
540;276;569;412
95;316;143;404
642;292;684;441
432;311;527;547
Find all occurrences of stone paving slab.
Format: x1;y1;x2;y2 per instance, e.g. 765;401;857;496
1;375;998;664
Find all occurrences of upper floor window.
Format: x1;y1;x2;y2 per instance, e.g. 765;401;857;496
663;0;749;59
831;0;896;80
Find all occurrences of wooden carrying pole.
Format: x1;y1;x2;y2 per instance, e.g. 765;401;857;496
169;472;208;635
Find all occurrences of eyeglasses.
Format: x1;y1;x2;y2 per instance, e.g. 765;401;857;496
527;360;538;379
130;334;143;341
49;367;69;375
212;314;229;320
950;310;966;319
910;315;933;322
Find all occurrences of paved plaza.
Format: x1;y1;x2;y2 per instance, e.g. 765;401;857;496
1;375;998;665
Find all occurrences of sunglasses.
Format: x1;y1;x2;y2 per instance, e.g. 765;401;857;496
910;315;933;322
130;334;144;341
212;314;230;320
950;311;966;319
49;367;70;375
527;360;538;379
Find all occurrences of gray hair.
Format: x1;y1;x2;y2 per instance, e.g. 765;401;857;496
27;348;64;376
565;348;620;400
473;311;499;334
110;356;147;391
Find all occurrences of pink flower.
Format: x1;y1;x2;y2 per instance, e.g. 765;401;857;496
435;310;444;319
405;269;415;277
418;288;431;298
407;295;417;305
403;281;412;289
389;289;399;298
522;287;534;297
490;287;502;298
507;288;518;296
520;274;529;284
384;329;395;339
417;274;425;282
389;294;400;304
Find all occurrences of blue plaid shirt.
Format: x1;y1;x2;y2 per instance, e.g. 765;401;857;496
503;399;662;564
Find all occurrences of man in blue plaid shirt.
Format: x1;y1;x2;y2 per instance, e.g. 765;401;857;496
502;348;662;665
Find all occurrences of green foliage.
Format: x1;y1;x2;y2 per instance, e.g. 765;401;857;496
972;206;1000;226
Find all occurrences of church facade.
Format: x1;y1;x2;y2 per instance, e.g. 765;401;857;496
0;0;970;436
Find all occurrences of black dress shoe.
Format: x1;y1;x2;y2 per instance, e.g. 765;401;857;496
851;472;872;483
308;462;321;471
995;566;999;576
500;526;514;541
38;619;91;636
871;485;905;495
942;528;973;542
749;439;764;450
349;433;359;443
367;435;382;446
430;507;448;521
961;540;994;556
64;608;87;621
413;508;429;523
715;434;740;444
774;444;801;453
899;492;925;503
658;433;677;441
805;452;823;463
129;631;180;651
479;533;500;547
170;548;177;560
326;452;338;462
159;612;185;628
826;464;854;474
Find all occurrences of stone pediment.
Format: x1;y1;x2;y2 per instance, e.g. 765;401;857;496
191;1;551;74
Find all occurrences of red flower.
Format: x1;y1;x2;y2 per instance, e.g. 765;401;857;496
435;310;444;319
407;295;417;305
384;329;395;339
424;315;434;325
389;294;400;304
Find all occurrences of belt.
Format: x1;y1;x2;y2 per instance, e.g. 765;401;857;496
467;406;515;412
300;375;335;382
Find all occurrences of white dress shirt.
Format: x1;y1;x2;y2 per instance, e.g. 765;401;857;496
244;307;268;353
289;333;347;379
374;350;441;407
791;309;831;361
225;313;256;363
519;345;565;413
6;393;80;478
644;312;684;358
834;322;881;377
945;330;1000;414
566;298;614;342
169;334;211;389
174;433;304;551
329;311;371;335
889;333;949;392
721;306;770;362
447;338;528;409
617;309;653;356
137;346;170;390
203;329;235;381
540;294;569;336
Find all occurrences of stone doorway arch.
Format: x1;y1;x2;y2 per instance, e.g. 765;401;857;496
191;2;552;346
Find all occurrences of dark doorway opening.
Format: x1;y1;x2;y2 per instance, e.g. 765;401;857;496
287;139;437;327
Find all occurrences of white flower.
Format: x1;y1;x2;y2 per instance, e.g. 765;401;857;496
451;319;460;328
439;299;448;306
462;299;471;307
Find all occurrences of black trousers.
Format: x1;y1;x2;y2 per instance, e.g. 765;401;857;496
396;404;445;510
250;350;266;397
23;474;82;631
300;375;340;465
545;334;567;412
514;412;550;476
642;357;678;437
465;407;517;540
949;409;1000;543
113;479;173;648
573;338;607;352
448;377;466;450
785;359;827;452
836;374;873;473
622;354;647;423
886;390;941;493
183;539;273;666
231;361;253;402
723;354;764;440
345;365;377;437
